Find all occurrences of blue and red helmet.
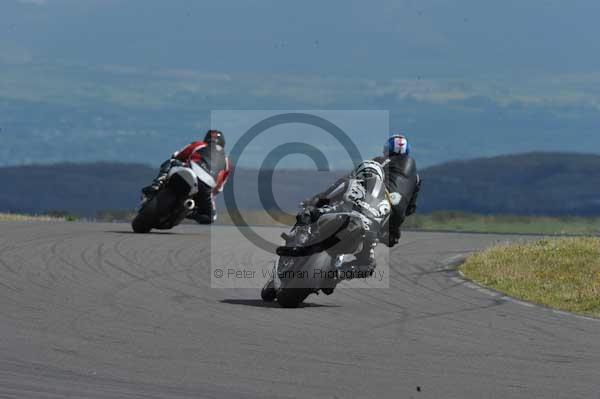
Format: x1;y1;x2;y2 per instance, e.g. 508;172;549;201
383;134;411;156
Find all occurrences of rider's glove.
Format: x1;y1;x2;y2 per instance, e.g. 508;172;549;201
296;207;324;226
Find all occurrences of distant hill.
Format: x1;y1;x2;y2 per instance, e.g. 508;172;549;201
0;163;155;217
420;152;600;216
1;153;599;217
0;163;341;217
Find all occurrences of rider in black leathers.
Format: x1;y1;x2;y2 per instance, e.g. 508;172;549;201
277;134;421;275
299;134;421;248
375;134;421;247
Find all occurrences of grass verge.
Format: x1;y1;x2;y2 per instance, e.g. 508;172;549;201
460;237;600;317
0;213;65;222
92;210;600;235
404;212;600;235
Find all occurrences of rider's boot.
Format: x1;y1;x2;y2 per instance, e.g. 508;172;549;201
334;242;377;279
276;210;315;256
142;176;166;197
142;159;174;197
186;188;217;224
276;224;313;256
187;209;216;224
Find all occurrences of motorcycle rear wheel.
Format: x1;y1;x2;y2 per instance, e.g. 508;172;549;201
131;213;153;233
131;189;177;233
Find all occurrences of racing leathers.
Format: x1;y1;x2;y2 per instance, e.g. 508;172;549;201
278;166;391;275
142;140;231;224
373;154;421;247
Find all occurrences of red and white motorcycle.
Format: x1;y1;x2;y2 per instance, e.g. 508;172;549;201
131;162;216;233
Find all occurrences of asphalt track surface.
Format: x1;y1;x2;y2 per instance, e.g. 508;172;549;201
0;222;599;399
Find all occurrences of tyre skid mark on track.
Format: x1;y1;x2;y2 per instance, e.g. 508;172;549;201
453;273;600;323
445;256;600;324
389;246;580;346
2;224;600;398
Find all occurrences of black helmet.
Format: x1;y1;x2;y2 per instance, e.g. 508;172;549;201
204;129;225;148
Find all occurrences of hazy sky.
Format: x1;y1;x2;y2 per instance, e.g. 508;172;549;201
2;0;600;168
3;0;600;78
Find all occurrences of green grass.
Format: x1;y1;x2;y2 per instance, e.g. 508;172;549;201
460;238;600;317
216;210;295;227
404;212;600;235
93;209;600;235
215;210;600;235
0;211;80;222
0;213;64;222
12;208;600;235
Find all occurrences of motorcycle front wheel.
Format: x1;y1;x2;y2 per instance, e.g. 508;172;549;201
275;251;334;308
260;279;277;302
276;288;313;308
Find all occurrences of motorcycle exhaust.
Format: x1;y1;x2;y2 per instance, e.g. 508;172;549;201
184;199;195;210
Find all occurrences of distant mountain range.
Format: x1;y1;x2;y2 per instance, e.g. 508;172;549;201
1;152;599;217
2;60;600;169
421;153;600;216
